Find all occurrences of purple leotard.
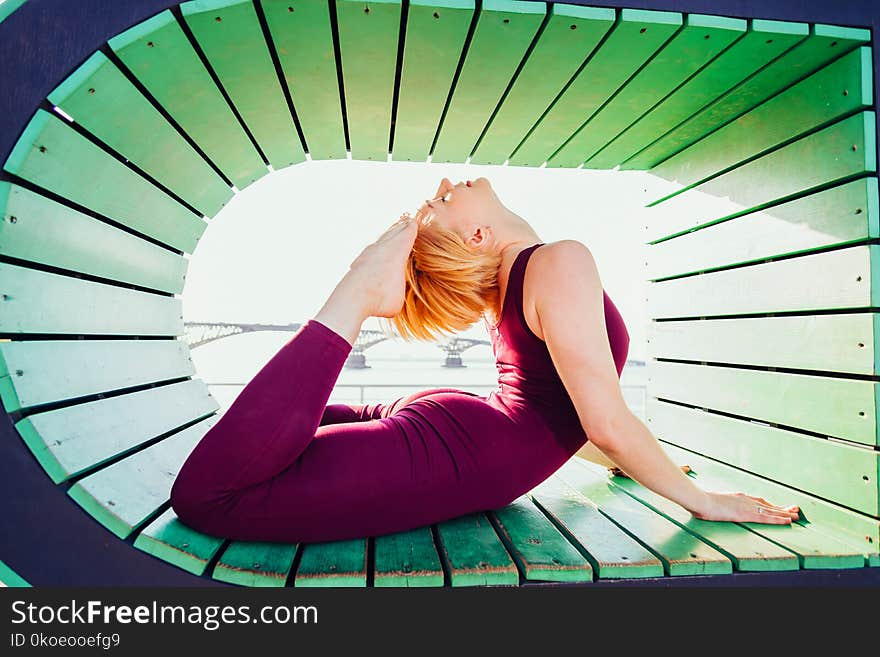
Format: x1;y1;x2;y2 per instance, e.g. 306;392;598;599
170;243;630;543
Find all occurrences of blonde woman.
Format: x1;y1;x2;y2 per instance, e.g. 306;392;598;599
171;177;799;543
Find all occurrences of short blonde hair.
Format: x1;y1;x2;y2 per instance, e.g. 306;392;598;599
382;220;502;342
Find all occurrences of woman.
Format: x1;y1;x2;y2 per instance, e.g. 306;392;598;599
170;176;799;543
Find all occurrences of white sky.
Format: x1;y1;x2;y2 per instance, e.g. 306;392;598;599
182;159;682;361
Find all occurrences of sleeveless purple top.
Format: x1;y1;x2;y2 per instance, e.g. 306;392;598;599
483;243;630;440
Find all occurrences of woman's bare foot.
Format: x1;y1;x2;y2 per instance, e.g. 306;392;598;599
610;464;692;479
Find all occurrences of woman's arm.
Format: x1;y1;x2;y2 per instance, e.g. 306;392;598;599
531;240;799;524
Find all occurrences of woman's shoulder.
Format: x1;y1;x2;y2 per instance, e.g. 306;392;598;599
529;240;598;280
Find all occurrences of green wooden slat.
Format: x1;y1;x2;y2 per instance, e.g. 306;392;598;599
0;263;184;336
469;5;615;165
645;111;876;243
3;110;206;253
625;23;871;171
0;339;194;413
14;379;218;483
530;475;663;579
435;512;519;586
509;8;682;167
108;9;268;190
373;526;444;587
585;19;808;169
431;0;547;163
646;177;879;281
68;416;215;539
0;559;30;587
213;540;298;587
647;398;879;516
392;0;474;162
649;360;877;447
552;14;747;169
649;244;876;319
0;183;188;294
262;0;346;161
293;538;367;587
181;0;304;169
555;461;732;576
47;51;232;217
648;314;877;376
490;495;593;583
335;0;401;161
0;0;26;24
133;507;225;576
653;46;873;189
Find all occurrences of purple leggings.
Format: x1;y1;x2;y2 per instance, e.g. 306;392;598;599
170;319;576;543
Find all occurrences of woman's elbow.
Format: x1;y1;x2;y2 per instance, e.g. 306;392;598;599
584;409;631;454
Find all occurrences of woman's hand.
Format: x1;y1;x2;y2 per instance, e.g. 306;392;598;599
691;491;800;525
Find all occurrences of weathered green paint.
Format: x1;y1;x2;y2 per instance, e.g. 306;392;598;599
530;474;664;578
509;8;682;167
392;0;474;162
552;14;747;168
67;417;214;539
0;263;184;336
293;538;368;587
0;183;188;294
213;540;298;587
470;4;615;165
646;177;879;281
133;507;225;576
261;0;346;161
435;512;519;586
490;495;594;583
108;9;267;190
585;19;808;169
181;0;305;169
3;110;206;253
373;526;444;587
334;0;402;161
431;0;547;163
14;380;218;483
0;339;194;413
626;23;871;170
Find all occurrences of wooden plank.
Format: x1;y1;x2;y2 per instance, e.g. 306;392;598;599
392;0;474;162
490;494;593;583
2;109;206;253
14;379;218;483
108;9;267;190
648;244;876;319
46;51;232;217
647;398;879;516
644;111;877;243
435;512;519;586
213;540;298;587
509;8;682;167
0;182;188;294
555;460;732;576
649;360;877;447
0;339;194;413
181;0;304;169
552;14;747;169
653;46;874;189
0;263;184;336
262;0;346;162
430;0;547;164
469;4;614;166
335;0;401;162
529;474;664;579
373;526;444;587
585;19;808;169
625;23;871;171
648;314;876;376
133;507;225;576
293;538;368;587
646;177;879;281
67;416;215;539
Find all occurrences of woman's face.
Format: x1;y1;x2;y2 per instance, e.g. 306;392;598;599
416;177;495;243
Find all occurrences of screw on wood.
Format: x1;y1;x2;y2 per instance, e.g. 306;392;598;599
9;215;17;223
88;88;95;94
215;16;222;22
831;41;838;47
147;41;154;47
852;144;858;151
288;6;294;11
570;24;576;30
503;18;509;24
364;6;369;13
38;145;47;153
639;27;647;33
856;208;863;214
434;12;439;19
843;89;849;96
766;39;773;44
15;369;23;376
